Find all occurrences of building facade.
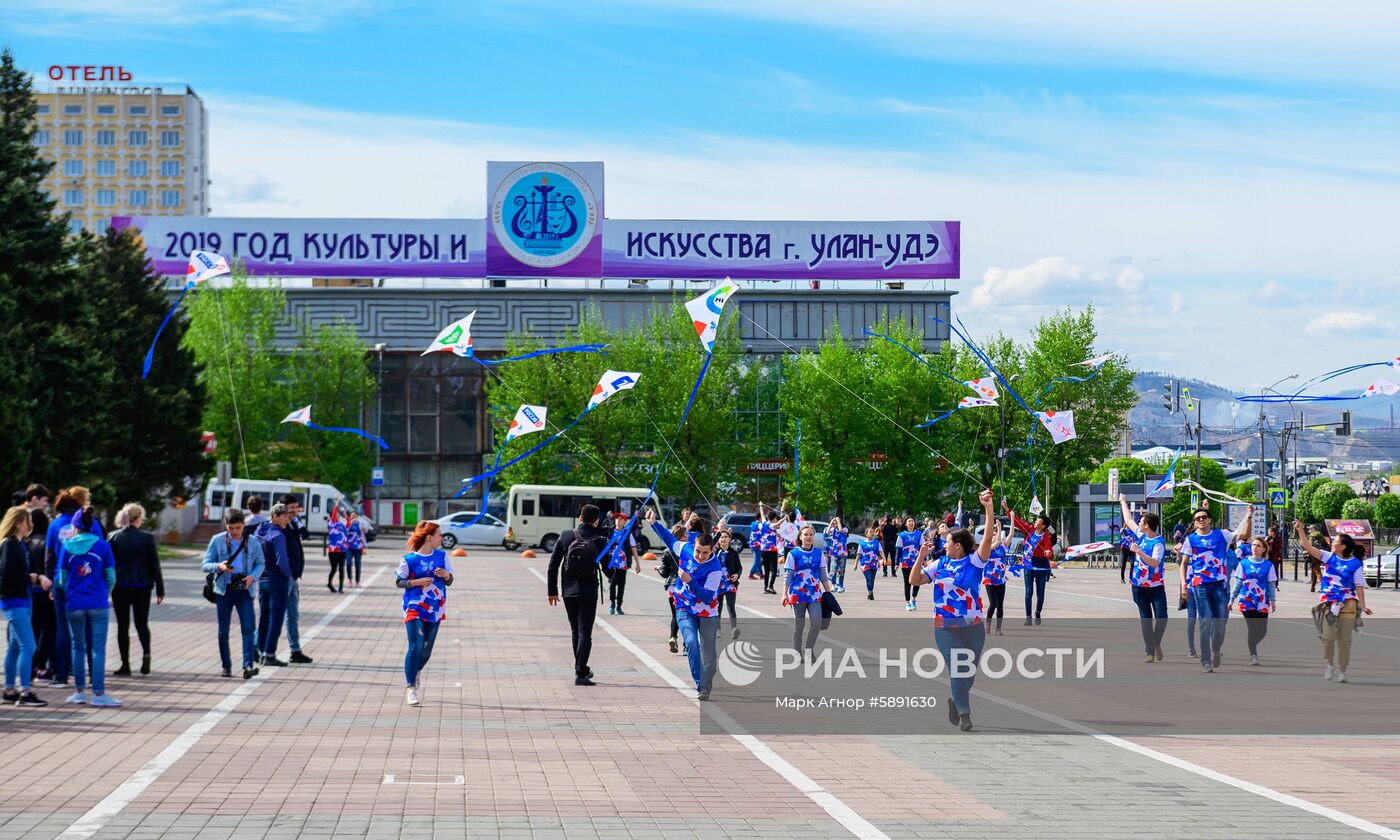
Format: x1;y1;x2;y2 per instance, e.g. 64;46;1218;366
32;85;209;233
273;286;954;522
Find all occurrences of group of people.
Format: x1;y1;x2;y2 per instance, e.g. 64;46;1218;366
202;494;320;679
1;485;165;708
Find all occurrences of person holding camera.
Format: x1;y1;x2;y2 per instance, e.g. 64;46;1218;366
203;510;265;679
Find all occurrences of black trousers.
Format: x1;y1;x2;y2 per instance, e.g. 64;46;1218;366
716;591;739;628
30;591;56;675
328;551;345;591
1243;610;1269;656
112;585;152;664
562;594;597;678
902;565;920;601
761;550;779;590
1119;549;1132;582
608;568;628;606
984;583;1006;627
882;541;896;574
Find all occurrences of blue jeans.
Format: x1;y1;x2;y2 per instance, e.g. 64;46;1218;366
1189;580;1229;664
833;563;845;588
863;568;877;593
748;552;763;576
404;619;441;686
285;578;301;653
53;588;69;679
216;588;257;669
67;608;109;695
347;549;363;583
4;605;36;690
1131;586;1168;655
1024;568;1050;617
935;623;986;715
675;610;719;693
257;576;290;658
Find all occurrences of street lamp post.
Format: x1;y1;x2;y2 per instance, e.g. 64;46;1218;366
1259;373;1298;578
374;342;386;521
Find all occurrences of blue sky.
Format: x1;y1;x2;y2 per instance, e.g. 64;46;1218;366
6;0;1400;389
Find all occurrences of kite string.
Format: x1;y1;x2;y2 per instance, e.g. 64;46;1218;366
861;327;964;386
211;286;251;479
734;309;986;488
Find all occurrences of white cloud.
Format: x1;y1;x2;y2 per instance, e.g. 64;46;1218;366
1251;280;1303;307
7;0;376;32
969;258;1146;309
197;94;1400;387
1304;312;1381;335
1168;291;1184;314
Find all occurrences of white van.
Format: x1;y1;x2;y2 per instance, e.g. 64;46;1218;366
506;484;655;552
203;478;377;541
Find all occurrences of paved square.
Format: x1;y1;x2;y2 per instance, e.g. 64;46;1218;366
2;545;1396;840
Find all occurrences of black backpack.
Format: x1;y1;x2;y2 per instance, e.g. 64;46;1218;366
560;531;606;585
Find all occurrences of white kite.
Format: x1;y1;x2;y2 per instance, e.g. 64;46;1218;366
280;405;387;449
1361;378;1400;398
143;250;233;379
587;370;641;410
1074;352;1117;369
281;405;313;425
965;377;999;401
1034;410;1077;444
684;278;739;354
1065;541;1117;559
422;311;476;357
958;395;998;409
505;404;548;441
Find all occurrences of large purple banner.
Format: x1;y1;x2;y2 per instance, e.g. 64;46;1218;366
111;216;487;278
605;220;959;280
112;217;960;280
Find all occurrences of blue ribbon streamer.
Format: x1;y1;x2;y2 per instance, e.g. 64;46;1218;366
461;407;593;486
860;328;963;386
141;282;192;379
593;512;639;567
1030;367;1103;405
1236;394;1361;403
641;351;714;506
915;409;957;428
475;344;609;365
304;422;389;450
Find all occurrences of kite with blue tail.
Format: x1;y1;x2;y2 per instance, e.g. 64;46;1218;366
142;250;230;379
281;405;389;450
421;310;607;365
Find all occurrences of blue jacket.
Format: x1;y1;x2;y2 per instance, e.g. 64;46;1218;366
202;532;266;596
254;521;292;580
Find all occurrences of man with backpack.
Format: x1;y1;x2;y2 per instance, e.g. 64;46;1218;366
546;504;608;686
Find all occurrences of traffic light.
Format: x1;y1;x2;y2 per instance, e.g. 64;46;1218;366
1337;410;1352;436
1161;380;1175;413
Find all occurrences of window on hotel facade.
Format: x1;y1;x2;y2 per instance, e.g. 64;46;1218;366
63;189;83;206
63;104;83;115
95;189;115;207
95;160;115;176
160;189;180;207
128;159;148;177
128;105;148;116
94;130;115;147
128;130;148;147
129;189;148;207
33;130;51;146
160;160;181;178
62;130;83;146
63;159;84;177
96;105;116;115
159;130;181;148
161;105;181;116
37;104;50;115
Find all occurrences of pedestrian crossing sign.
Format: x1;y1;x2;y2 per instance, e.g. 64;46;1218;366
1269;488;1288;507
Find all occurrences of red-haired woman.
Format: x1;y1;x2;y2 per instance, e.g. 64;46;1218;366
396;521;454;706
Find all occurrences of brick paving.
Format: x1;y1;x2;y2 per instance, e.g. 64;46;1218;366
0;545;1396;839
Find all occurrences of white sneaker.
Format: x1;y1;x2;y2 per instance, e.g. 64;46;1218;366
1336;671;1348;683
904;602;914;611
89;694;122;708
1323;665;1334;681
1250;655;1259;666
64;691;87;704
406;687;420;706
415;677;424;700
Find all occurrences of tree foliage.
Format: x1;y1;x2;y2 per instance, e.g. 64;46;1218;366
1340;498;1373;521
1373;493;1400;528
1312;481;1357;521
1090;457;1155;483
1296;477;1332;523
184;270;374;495
1160;457;1228;529
0;50;205;511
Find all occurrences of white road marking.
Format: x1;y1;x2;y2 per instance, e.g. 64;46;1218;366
529;567;889;840
57;564;390;840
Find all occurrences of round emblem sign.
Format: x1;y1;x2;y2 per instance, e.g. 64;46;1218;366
490;162;598;269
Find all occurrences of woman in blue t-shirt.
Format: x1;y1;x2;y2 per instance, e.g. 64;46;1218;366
55;507;120;707
1295;520;1372;683
396;521;455;707
784;524;831;658
1229;535;1278;666
855;526;883;600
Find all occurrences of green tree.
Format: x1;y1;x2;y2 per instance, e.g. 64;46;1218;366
75;227;206;513
1090;457;1155;483
0;48;84;491
1374;493;1400;528
1296;477;1331;523
1340;498;1374;521
184;270;376;494
1160;457;1228;528
1312;481;1357;521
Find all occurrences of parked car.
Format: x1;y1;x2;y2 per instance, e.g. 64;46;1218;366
1366;547;1400;587
722;513;759;548
433;511;513;550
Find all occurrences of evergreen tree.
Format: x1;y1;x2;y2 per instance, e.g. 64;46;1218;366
0;47;78;491
75;227;206;512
